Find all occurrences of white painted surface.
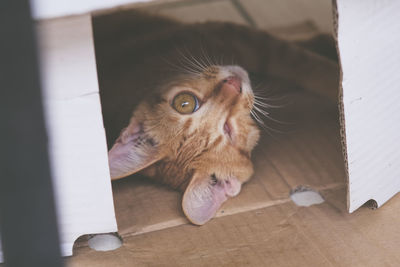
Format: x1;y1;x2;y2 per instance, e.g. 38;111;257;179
337;0;400;212
0;16;118;261
30;0;151;19
37;15;117;256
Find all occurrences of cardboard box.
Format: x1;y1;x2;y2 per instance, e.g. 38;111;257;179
1;0;399;265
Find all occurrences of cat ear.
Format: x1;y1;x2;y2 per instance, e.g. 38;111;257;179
182;173;242;225
108;117;162;180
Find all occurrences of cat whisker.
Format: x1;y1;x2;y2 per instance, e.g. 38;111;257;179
254;99;285;109
181;56;204;74
178;61;203;75
253;99;277;109
190;53;208;72
253;89;280;98
252;104;270;116
253;97;290;124
250;110;278;137
253;89;290;108
175;47;204;74
251;114;286;135
252;82;264;91
173;53;201;75
163;56;201;76
250;109;263;126
250;92;290;132
197;46;209;70
230;55;236;66
181;46;208;72
219;54;225;66
254;93;288;102
200;45;214;68
253;105;289;126
253;94;271;100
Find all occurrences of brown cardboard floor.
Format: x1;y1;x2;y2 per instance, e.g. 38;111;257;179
68;188;400;267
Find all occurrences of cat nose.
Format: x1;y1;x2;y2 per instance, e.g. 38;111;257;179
221;76;242;97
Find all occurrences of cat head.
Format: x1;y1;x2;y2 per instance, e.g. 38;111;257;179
108;65;260;225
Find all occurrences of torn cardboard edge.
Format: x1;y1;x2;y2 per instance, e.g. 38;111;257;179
332;0;350;212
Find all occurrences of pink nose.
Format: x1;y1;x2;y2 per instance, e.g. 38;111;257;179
221;76;241;97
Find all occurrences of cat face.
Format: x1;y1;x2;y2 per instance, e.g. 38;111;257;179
108;65;260;225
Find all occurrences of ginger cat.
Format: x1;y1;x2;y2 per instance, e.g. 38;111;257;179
93;10;338;225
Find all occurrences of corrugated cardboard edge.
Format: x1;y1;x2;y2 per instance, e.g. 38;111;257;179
331;0;350;212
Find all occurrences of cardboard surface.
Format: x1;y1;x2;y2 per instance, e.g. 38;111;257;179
336;0;400;212
36;15;117;256
69;189;400;266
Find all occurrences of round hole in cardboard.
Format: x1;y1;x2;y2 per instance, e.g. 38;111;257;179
363;199;378;210
290;186;324;207
88;233;122;251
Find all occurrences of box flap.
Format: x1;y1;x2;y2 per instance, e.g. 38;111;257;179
336;0;400;212
36;15;117;256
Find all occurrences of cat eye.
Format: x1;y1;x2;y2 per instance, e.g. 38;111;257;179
172;92;199;114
